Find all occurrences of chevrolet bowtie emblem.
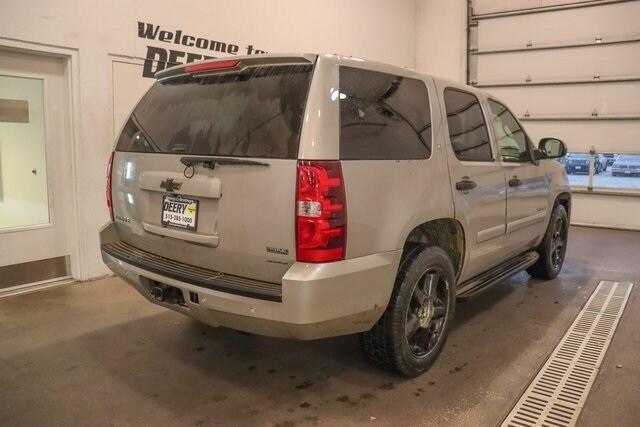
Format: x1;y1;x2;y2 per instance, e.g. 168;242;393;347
160;178;182;192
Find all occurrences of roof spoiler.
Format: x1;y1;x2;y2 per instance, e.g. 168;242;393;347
155;54;316;81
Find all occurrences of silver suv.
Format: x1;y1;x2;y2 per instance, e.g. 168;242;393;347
101;54;571;377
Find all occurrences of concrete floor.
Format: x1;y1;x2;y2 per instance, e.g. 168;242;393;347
0;226;638;427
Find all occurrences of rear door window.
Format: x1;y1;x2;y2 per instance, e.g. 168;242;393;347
339;67;432;160
443;88;493;162
116;64;314;159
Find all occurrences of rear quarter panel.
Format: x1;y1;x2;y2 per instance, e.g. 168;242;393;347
342;155;454;258
337;73;455;258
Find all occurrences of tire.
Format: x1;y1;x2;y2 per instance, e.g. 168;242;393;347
360;246;456;377
527;204;569;280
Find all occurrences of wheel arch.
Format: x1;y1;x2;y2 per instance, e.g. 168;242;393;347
401;218;466;281
554;192;572;221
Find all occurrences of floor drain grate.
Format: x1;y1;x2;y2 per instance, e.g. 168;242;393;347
501;280;633;427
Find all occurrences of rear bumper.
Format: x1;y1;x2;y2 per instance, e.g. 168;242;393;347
99;223;400;340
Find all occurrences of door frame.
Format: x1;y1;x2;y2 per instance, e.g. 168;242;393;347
0;38;83;279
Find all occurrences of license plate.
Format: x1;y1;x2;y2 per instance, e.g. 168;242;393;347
161;195;198;231
575;166;582;170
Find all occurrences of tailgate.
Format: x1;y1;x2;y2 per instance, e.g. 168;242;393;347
111;58;315;284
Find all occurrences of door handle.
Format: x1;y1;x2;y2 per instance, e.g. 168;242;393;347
509;177;522;187
456;177;477;191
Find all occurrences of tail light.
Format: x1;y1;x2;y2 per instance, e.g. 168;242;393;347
106;151;114;222
296;161;346;263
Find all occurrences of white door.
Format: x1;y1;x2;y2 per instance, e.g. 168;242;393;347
0;48;75;286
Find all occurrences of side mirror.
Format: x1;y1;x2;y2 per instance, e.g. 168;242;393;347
538;137;567;159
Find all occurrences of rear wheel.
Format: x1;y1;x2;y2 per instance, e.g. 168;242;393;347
527;204;569;279
360;246;456;377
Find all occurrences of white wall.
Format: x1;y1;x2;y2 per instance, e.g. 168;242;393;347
0;0;418;279
415;0;467;82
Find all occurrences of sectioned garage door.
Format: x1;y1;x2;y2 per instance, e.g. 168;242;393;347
469;0;640;229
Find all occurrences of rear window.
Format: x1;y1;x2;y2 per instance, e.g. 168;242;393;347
339;67;432;160
116;64;314;159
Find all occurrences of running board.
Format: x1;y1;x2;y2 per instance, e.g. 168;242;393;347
456;251;539;299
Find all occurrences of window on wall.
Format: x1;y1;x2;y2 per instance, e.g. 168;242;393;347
443;88;492;162
559;152;640;190
0;76;50;229
488;99;531;163
339;67;432;160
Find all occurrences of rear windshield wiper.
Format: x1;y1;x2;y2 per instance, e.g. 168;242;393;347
180;156;270;170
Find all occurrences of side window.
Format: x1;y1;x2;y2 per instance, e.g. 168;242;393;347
488;100;531;163
443;88;493;162
339;67;432;160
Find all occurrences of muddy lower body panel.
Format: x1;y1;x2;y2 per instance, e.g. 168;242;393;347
99;222;401;340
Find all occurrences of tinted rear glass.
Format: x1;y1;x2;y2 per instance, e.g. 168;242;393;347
116;64;314;158
339;67;432;160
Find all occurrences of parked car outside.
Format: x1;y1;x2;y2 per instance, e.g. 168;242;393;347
100;54;571;377
564;153;606;175
611;154;640;177
602;153;619;167
596;154;608;172
564;153;590;174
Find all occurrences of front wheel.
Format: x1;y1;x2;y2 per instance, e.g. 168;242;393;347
527;204;569;279
360;246;456;377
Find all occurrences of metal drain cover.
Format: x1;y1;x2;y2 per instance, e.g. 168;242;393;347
501;280;633;427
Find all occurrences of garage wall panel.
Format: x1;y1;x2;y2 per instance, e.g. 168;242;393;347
477;43;640;81
471;0;640;229
475;1;640;49
520;121;640;153
487;83;640;116
472;0;604;15
572;193;640;229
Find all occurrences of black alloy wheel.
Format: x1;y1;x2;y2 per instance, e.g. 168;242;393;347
405;268;450;358
527;204;569;279
550;214;568;271
360;246;456;377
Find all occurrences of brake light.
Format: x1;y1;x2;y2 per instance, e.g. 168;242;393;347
106;151;114;222
296;161;346;263
185;60;240;74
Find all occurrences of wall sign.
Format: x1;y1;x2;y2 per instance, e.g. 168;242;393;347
138;21;268;78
